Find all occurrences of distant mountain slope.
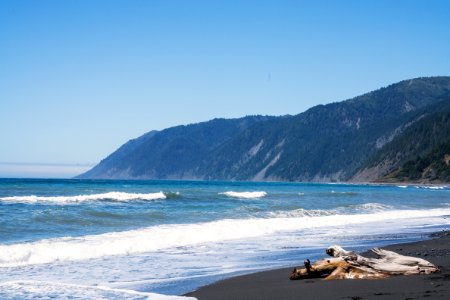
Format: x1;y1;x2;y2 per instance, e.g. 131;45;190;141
198;77;450;181
78;116;277;179
385;140;450;182
78;76;450;182
353;100;450;182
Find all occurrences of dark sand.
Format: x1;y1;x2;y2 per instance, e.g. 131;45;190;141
186;231;450;300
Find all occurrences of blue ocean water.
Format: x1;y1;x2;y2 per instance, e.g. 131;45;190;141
0;179;449;299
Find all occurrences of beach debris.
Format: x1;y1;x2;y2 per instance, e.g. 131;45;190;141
290;245;439;280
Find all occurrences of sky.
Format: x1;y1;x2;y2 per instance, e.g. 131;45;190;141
0;0;449;177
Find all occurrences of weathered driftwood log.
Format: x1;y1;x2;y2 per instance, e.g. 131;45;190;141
290;245;439;280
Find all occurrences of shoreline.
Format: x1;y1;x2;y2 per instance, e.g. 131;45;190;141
2;177;449;189
186;231;450;300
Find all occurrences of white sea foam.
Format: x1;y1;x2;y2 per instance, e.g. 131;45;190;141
415;186;447;190
269;203;391;218
220;191;267;199
0;280;196;300
1;207;449;267
397;185;408;188
0;192;167;204
350;202;392;211
269;208;336;218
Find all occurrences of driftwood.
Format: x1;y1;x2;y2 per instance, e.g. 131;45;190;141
290;245;439;280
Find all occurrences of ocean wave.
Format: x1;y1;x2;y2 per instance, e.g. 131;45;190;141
1;207;449;267
0;280;195;300
268;203;391;218
414;186;447;190
164;192;181;199
330;191;359;196
306;191;359;197
219;191;267;199
0;192;169;204
348;202;392;211
268;208;336;218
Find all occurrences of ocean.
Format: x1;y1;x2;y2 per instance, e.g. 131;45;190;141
0;178;449;299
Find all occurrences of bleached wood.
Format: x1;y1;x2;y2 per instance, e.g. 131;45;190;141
371;248;435;267
290;245;439;280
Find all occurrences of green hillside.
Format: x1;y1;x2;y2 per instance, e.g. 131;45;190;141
78;76;450;182
354;99;450;182
386;141;450;182
199;77;450;181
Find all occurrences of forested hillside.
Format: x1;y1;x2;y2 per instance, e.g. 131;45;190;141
78;77;450;182
353;99;450;182
79;116;277;179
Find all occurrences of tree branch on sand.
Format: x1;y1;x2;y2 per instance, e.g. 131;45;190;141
290;245;439;280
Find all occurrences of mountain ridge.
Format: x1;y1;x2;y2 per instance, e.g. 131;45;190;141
77;76;450;182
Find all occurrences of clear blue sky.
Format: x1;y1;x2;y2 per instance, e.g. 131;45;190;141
0;0;449;177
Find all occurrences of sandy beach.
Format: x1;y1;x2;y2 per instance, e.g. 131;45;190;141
186;231;450;300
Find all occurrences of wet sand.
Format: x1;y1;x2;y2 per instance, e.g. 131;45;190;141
186;231;450;300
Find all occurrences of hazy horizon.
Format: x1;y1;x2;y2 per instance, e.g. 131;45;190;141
0;162;94;178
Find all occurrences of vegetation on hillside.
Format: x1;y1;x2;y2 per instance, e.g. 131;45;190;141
199;77;450;181
78;76;450;183
357;99;450;182
384;140;450;182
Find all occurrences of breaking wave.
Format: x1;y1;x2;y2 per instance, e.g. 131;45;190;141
397;185;449;190
268;203;391;218
348;202;392;211
414;186;447;190
1;207;449;267
0;192;170;204
268;208;336;218
220;191;267;199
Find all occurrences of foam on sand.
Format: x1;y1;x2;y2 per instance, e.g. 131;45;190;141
220;191;267;199
0;280;196;300
0;192;167;204
1;207;449;267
